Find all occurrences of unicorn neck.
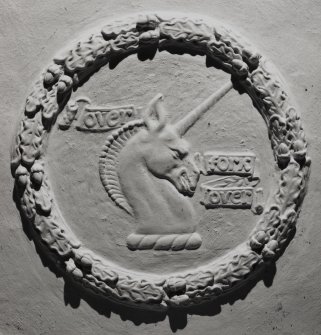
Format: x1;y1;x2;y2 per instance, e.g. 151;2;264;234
118;145;197;235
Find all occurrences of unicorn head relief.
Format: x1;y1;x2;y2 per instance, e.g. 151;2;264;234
99;81;232;250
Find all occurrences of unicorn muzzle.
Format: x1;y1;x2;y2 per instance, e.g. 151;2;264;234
178;169;198;195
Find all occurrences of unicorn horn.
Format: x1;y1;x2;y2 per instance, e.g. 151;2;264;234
175;81;233;136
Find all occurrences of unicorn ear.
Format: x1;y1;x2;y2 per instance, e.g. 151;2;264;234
143;93;168;132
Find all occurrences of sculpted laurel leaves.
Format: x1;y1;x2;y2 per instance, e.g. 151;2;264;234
19;117;44;167
21;181;36;221
34;214;73;257
185;271;214;291
91;260;118;285
11;121;24;171
160;19;212;43
275;160;302;213
34;179;52;215
116;277;164;303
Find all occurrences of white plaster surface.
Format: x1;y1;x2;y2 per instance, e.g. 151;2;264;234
0;0;321;334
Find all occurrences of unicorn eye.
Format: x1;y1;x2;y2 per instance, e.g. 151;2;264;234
171;149;181;159
171;148;187;159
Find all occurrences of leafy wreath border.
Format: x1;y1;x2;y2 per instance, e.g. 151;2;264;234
11;13;310;310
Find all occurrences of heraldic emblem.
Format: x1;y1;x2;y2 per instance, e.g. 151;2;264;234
11;13;310;310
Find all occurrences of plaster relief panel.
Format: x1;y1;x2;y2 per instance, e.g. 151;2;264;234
11;12;310;311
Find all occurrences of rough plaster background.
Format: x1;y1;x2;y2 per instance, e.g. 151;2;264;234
0;0;321;334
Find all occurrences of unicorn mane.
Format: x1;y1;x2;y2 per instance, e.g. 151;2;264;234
99;119;145;215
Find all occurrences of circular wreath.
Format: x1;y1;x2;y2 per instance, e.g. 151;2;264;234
11;13;310;310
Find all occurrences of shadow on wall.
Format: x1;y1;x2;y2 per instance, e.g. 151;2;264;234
18;202;284;332
62;262;278;332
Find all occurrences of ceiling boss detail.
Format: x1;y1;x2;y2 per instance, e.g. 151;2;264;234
11;13;310;310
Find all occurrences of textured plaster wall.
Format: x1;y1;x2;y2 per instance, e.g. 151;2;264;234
0;0;321;334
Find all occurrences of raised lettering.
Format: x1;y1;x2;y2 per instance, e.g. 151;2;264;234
217;156;229;171
106;110;121;128
209;190;220;204
95;111;107;127
202;152;256;176
83;113;96;128
231;190;242;205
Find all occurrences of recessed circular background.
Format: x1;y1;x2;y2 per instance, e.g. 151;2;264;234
11;13;310;310
47;51;276;274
